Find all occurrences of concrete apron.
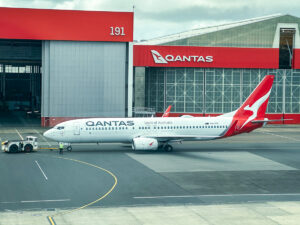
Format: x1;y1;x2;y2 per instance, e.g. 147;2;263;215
1;201;300;225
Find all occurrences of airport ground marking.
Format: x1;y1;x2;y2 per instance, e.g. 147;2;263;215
47;216;56;225
21;199;70;203
47;156;118;225
40;147;58;150
134;193;300;199
0;199;70;204
258;130;300;142
35;160;48;181
15;129;23;140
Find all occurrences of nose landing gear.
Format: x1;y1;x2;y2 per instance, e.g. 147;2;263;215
67;145;72;152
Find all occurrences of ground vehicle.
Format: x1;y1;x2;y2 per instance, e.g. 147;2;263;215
2;136;38;153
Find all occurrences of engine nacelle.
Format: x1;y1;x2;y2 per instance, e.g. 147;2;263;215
132;137;158;151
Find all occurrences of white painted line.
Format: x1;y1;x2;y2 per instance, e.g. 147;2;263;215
21;199;70;203
258;130;300;142
15;129;23;140
35;160;48;181
34;129;52;146
134;193;300;199
0;201;17;204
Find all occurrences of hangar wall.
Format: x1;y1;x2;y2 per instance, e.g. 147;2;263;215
42;41;127;126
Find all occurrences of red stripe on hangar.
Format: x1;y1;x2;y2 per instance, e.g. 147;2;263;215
0;7;133;42
134;45;279;68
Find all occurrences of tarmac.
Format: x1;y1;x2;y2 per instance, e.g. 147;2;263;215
0;124;299;225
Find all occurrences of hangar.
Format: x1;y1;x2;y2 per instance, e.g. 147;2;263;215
0;7;133;127
134;14;300;124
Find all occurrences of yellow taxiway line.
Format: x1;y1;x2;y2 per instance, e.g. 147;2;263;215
47;156;118;225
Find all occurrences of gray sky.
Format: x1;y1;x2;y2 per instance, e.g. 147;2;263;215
0;0;299;41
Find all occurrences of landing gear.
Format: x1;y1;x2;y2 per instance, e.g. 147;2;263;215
164;144;173;152
67;145;72;152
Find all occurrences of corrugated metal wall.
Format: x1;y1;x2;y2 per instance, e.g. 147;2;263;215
42;41;127;118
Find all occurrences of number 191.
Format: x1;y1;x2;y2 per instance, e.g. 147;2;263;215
110;27;125;36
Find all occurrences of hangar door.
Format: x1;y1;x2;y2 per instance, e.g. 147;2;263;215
0;40;41;118
42;41;127;124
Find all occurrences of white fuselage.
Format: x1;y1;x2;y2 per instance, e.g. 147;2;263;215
44;116;233;143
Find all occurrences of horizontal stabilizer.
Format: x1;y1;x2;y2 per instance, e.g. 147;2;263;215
251;119;293;123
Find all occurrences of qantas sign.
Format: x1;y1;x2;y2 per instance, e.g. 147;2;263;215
151;50;213;64
133;45;279;68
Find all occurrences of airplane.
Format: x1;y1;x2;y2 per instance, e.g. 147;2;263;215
44;75;282;152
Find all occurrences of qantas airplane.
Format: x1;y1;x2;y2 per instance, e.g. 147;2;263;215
44;75;281;152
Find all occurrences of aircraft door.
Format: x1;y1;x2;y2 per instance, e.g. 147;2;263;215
73;123;80;135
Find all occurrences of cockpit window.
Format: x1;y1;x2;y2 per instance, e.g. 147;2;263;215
56;126;65;130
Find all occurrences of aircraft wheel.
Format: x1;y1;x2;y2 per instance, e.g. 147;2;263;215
67;146;72;152
164;144;173;152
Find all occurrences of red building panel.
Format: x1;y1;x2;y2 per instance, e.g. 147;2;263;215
134;45;279;68
293;49;300;69
0;7;133;42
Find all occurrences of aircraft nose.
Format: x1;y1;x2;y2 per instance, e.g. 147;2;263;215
43;129;52;139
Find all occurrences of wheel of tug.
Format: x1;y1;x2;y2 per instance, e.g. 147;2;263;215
9;144;19;153
24;144;33;152
67;146;72;152
164;144;173;152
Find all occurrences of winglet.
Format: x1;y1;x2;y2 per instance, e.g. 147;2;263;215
162;105;172;117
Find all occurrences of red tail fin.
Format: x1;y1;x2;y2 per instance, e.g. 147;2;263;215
162;105;172;117
224;75;274;136
236;75;274;123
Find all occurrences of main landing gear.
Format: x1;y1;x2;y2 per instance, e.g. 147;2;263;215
164;144;173;152
159;144;173;152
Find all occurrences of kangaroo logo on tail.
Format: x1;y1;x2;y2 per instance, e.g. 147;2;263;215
222;75;275;137
241;89;272;128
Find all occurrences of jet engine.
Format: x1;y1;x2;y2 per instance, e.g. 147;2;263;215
132;137;158;150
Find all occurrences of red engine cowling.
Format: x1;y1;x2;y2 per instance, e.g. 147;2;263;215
132;137;158;150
